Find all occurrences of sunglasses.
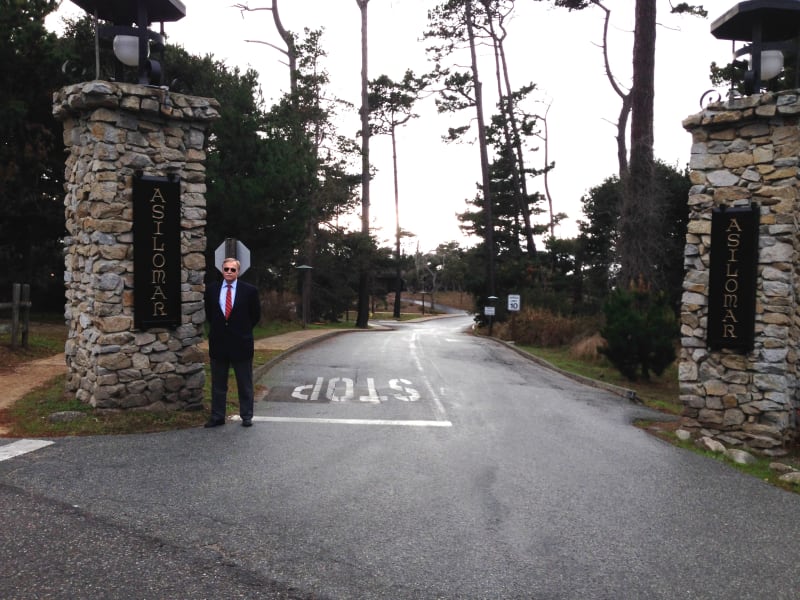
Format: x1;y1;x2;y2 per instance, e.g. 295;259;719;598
223;267;237;273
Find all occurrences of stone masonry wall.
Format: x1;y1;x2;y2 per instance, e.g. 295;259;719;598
680;90;800;455
53;81;219;410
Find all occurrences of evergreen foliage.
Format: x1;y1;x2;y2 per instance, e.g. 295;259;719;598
8;12;365;323
599;284;676;381
4;2;693;332
0;0;67;309
578;161;690;313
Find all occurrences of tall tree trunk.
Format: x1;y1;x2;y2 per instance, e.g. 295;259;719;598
356;0;371;328
619;0;656;289
587;0;631;178
539;104;556;240
465;0;495;298
485;3;537;257
270;0;297;96
238;1;312;316
391;124;403;319
237;1;298;96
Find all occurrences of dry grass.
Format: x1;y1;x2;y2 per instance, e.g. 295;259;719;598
393;291;474;314
491;308;601;348
568;333;606;361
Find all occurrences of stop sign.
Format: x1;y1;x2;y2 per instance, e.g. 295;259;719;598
214;238;251;275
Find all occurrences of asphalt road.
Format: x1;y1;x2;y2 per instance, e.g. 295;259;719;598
2;315;800;599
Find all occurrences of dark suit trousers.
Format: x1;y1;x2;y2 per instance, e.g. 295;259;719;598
209;356;254;421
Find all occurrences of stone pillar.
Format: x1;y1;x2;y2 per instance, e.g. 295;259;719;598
53;81;220;410
680;91;800;455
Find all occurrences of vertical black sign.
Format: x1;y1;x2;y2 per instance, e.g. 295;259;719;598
707;204;759;352
133;174;181;330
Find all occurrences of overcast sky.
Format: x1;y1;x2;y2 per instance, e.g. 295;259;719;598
49;0;737;253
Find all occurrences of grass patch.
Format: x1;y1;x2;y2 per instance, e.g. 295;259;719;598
5;376;207;437
663;432;800;493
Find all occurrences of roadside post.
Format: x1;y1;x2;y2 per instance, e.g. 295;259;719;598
485;296;498;336
507;294;520;340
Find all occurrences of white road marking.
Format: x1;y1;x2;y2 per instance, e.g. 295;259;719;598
290;377;422;404
234;416;452;427
388;378;421;402
408;331;449;422
0;439;54;462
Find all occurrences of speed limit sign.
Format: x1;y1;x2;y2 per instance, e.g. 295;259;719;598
508;294;521;312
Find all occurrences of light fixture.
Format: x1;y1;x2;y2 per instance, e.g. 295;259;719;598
711;0;800;95
112;34;144;67
68;0;186;86
754;49;784;80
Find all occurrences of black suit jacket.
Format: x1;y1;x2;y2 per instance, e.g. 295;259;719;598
204;279;261;361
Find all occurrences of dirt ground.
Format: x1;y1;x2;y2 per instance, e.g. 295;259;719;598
0;323;67;435
0;352;65;403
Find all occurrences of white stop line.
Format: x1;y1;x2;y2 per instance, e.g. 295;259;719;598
0;439;54;462
233;416;452;427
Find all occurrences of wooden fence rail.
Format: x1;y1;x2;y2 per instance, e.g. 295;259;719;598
0;283;31;349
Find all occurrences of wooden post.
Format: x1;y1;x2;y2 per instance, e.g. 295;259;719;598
1;284;31;349
20;284;30;348
10;283;20;350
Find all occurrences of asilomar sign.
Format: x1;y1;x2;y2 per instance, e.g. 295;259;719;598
707;204;759;352
133;173;181;330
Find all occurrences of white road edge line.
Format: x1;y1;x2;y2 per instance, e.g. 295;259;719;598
408;331;450;422
239;416;453;427
0;439;54;462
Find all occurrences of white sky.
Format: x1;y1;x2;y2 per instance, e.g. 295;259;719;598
49;0;737;254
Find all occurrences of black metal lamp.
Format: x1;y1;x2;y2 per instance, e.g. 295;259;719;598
711;0;800;95
69;0;186;86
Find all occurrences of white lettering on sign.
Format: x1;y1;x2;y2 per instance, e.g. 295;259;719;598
149;187;168;317
289;377;421;404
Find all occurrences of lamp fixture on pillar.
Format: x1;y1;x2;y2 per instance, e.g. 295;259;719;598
68;0;186;86
711;0;800;96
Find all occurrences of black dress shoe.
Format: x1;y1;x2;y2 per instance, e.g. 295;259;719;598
204;418;225;428
241;419;253;427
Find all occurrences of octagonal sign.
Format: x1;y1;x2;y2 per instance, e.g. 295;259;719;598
214;238;251;275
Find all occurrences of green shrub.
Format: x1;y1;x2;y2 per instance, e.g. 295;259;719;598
600;286;676;381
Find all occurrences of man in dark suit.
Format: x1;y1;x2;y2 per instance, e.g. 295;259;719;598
204;257;261;428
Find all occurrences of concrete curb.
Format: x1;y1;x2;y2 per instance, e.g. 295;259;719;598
479;334;642;404
254;329;346;381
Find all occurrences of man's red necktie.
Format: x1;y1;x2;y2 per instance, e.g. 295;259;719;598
225;284;232;319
